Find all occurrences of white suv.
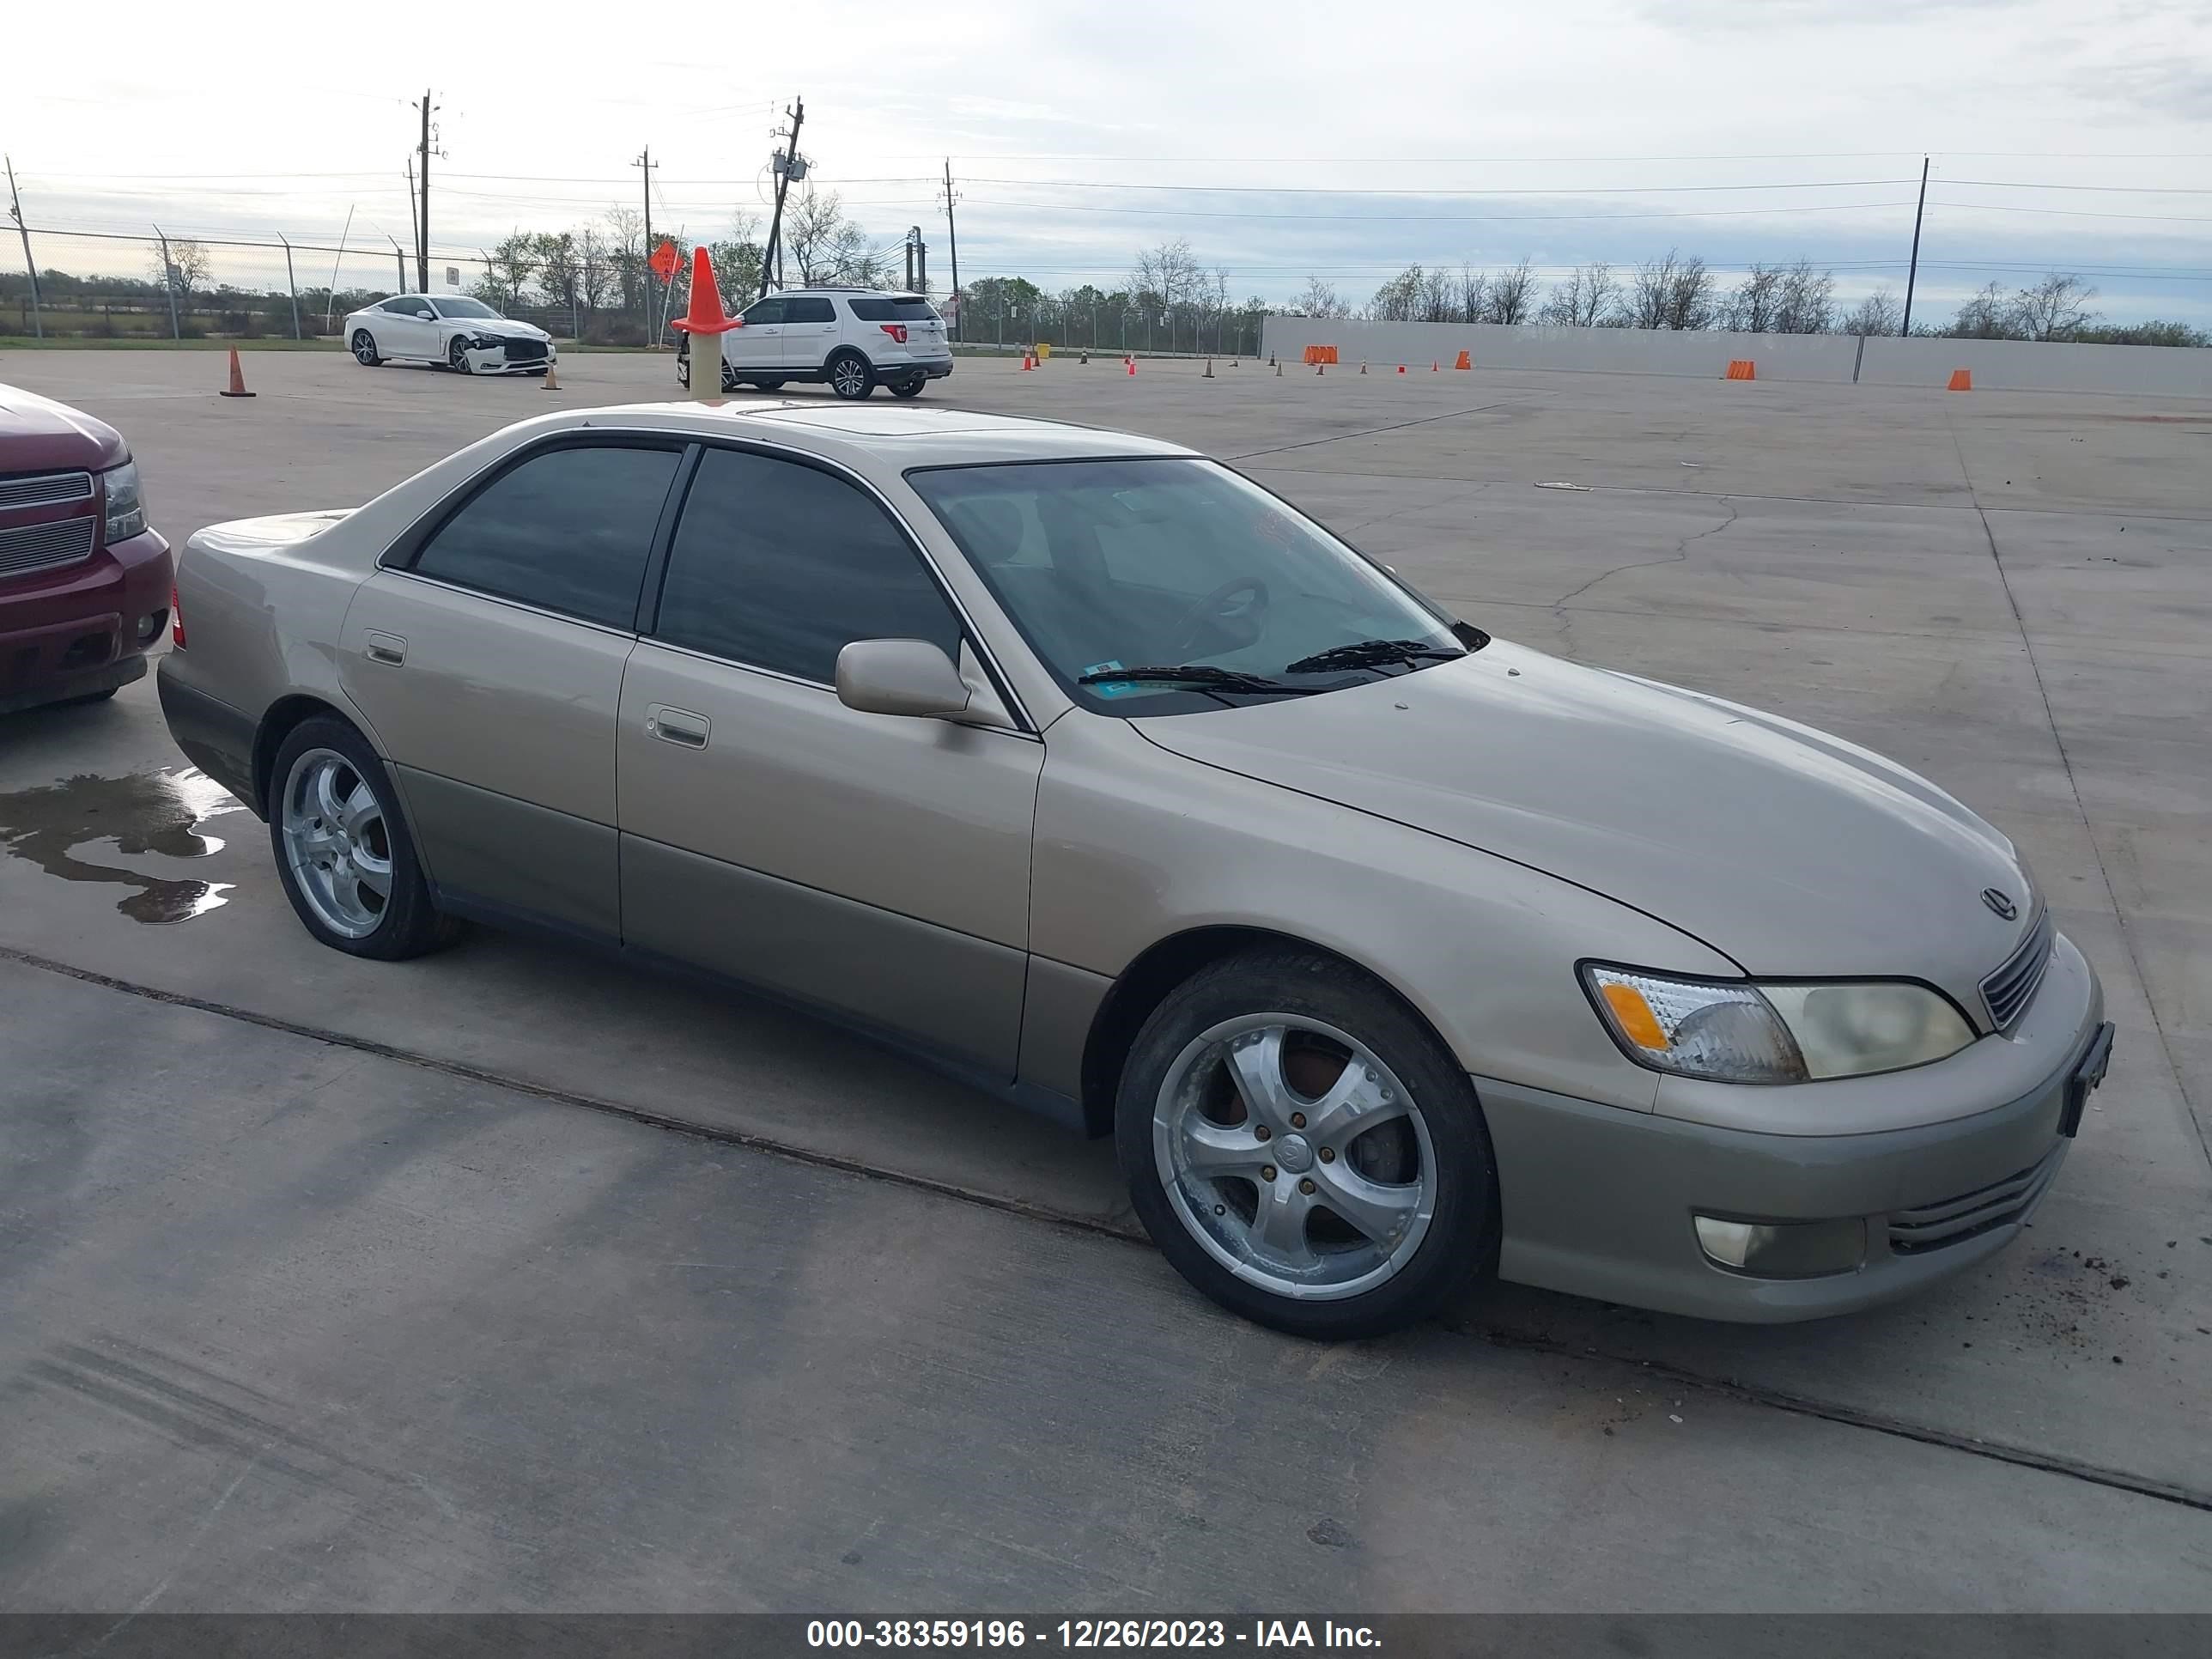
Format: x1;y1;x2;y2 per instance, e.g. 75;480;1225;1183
675;288;953;399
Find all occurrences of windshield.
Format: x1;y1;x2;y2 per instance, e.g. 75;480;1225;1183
909;458;1468;715
432;298;499;319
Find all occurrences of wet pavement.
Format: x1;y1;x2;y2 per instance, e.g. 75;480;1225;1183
1;349;2208;1611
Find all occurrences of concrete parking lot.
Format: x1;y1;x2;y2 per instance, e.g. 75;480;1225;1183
3;346;2209;1612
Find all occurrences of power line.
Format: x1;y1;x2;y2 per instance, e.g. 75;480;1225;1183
957;175;1921;196
957;198;1920;222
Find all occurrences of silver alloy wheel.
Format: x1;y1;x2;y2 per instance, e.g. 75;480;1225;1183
351;331;377;364
1152;1012;1437;1301
830;354;870;398
450;337;472;374
280;748;394;939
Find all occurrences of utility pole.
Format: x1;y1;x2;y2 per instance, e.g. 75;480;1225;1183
1899;154;1929;338
4;155;40;338
414;90;438;293
941;159;962;341
391;236;407;292
279;232;301;339
406;156;421;281
758;98;804;301
154;226;180;339
632;147;658;331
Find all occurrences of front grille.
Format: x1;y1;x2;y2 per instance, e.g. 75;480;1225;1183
0;515;97;580
1981;908;2055;1030
0;471;94;510
1887;1144;2065;1255
501;338;548;363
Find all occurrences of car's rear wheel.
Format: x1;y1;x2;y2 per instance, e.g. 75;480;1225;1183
268;717;459;961
826;350;873;400
350;330;382;367
890;376;926;398
448;337;473;375
1116;948;1497;1340
754;377;787;391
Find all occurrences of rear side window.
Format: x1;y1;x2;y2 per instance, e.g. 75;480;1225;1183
782;297;836;323
848;298;938;322
655;447;962;682
410;444;680;629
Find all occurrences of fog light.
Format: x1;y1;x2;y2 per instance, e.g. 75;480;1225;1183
137;610;167;644
1694;1214;1866;1278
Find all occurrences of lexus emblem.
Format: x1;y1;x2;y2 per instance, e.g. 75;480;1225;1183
1982;888;2018;921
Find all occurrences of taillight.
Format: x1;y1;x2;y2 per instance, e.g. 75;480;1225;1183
171;584;185;649
879;324;908;345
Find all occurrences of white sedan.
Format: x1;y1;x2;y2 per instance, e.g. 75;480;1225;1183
342;295;556;376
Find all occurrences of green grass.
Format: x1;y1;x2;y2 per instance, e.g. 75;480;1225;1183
0;335;343;351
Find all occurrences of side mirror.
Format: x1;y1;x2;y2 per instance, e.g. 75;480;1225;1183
836;639;973;720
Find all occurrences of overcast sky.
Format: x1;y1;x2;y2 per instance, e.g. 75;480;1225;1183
9;0;2210;322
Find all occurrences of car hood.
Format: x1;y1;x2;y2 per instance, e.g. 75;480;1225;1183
1133;638;2034;1015
447;317;547;340
0;383;127;471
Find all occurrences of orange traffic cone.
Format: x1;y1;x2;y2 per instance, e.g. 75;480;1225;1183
1021;353;1033;371
219;347;255;398
1454;349;1472;370
1203;358;1214;379
670;245;742;399
1724;359;1756;381
1948;368;1972;392
1127;356;1137;376
1359;362;1368;374
1316;363;1325;375
541;360;561;392
1431;362;1439;372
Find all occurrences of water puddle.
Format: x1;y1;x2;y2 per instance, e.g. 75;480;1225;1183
0;768;248;923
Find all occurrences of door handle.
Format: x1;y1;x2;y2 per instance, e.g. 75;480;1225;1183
646;705;709;749
365;631;406;665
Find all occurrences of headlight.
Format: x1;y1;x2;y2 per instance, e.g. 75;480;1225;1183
1584;965;1975;1084
101;459;147;543
469;333;501;349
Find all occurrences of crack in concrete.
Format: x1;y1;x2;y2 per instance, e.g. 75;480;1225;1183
1550;495;1741;610
7;940;2209;1518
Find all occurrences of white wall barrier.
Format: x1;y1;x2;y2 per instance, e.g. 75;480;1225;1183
1258;317;2212;398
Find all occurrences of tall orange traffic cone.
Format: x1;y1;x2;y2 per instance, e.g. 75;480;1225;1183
1947;368;1972;392
1021;353;1033;371
541;360;561;392
1431;362;1439;372
1127;356;1137;375
1203;358;1214;379
219;347;255;398
1454;349;1472;370
670;244;742;401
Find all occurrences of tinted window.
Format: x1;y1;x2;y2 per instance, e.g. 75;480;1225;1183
657;448;962;682
740;298;786;325
413;444;680;629
433;297;498;319
848;298;938;322
783;297;836;323
378;298;413;313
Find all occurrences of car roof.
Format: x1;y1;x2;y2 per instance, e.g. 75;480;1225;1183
544;400;1197;470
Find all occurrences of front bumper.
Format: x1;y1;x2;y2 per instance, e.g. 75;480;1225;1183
0;527;172;714
1482;932;2108;1322
461;340;556;374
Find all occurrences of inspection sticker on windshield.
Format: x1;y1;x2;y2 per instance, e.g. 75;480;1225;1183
1081;659;1141;697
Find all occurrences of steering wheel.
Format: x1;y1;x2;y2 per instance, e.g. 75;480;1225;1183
1167;578;1270;658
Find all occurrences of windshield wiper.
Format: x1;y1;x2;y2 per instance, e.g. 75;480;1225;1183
1076;664;1320;696
1282;638;1466;676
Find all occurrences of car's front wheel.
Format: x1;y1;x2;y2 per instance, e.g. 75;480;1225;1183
267;717;459;961
826;349;873;399
1116;948;1498;1340
448;337;474;375
350;330;382;367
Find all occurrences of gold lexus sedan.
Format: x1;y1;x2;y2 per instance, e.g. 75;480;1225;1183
158;400;2111;1339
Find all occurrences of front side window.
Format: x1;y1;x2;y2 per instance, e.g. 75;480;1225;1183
410;443;681;629
782;297;836;323
432;297;499;319
656;447;962;683
739;298;787;326
908;458;1468;715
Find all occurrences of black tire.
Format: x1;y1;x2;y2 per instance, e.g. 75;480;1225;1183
265;716;460;961
350;329;383;367
448;337;473;375
58;687;120;707
1115;947;1498;1340
754;377;787;392
826;350;874;400
676;355;690;389
890;376;926;398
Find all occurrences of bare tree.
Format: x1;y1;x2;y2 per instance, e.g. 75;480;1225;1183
576;228;615;323
1539;261;1620;327
2008;273;2100;342
1291;276;1350;319
1419;264;1456;323
1720;263;1784;332
1949;281;2014;339
605;206;647;318
474;231;537;311
785;187;891;287
1365;264;1425;322
1774;259;1835;334
1627;249;1715;331
149;238;212;296
1838;287;1902;337
1457;264;1488;324
1485;258;1539;325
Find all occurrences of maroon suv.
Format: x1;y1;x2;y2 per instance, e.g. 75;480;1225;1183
0;383;172;714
